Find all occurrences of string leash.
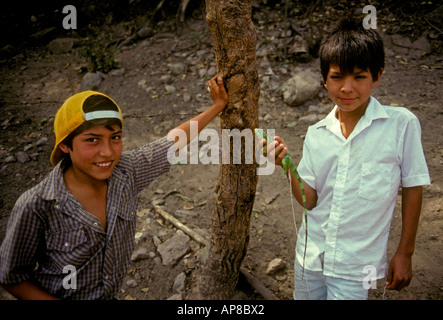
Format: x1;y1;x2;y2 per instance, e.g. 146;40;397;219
382;285;387;300
255;129;311;299
287;169;311;300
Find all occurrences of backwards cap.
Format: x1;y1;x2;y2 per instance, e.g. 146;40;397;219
50;91;123;166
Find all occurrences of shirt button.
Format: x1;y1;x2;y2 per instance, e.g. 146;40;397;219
94;222;98;226
64;242;69;247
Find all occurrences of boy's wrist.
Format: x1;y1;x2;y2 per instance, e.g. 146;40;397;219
213;101;227;112
395;246;414;257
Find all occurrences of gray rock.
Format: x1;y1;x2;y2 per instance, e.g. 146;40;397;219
298;114;319;123
4;155;15;163
390;34;411;48
167;293;183;300
16;151;30;163
265;258;286;275
137;26;154;39
169;63;185;76
183;93;191;103
172;272;186;293
110;68;125;77
409;36;432;58
126;279;138;288
157;232;190;265
131;247;150;262
198;68;207;78
81;72;104;91
207;66;216;77
160;74;172;84
281;70;321;106
165;85;176;94
411;37;431;53
48;38;74;54
0;149;8;159
35;137;48;146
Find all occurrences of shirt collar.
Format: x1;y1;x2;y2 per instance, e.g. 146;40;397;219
38;156;127;204
314;96;389;137
37;159;70;207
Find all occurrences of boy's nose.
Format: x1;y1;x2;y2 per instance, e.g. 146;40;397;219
341;77;354;93
99;141;113;157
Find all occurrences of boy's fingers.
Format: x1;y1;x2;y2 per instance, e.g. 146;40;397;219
386;273;405;291
266;140;278;153
257;138;266;148
269;141;286;158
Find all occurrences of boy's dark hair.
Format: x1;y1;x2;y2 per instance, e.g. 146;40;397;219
319;16;385;82
62;95;122;151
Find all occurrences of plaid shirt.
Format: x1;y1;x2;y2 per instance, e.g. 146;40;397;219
0;136;173;299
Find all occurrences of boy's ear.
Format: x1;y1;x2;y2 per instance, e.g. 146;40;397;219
377;68;384;80
372;68;384;89
323;79;328;89
59;142;70;154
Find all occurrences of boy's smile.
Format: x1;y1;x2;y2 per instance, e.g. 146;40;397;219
60;124;123;184
325;65;382;116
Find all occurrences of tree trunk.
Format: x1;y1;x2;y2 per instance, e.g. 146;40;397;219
199;0;259;299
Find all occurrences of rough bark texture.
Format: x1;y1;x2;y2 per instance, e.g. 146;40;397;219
199;0;259;299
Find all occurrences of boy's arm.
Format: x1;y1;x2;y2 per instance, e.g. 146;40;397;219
266;136;317;210
167;76;228;151
386;186;422;291
2;281;59;300
288;169;317;210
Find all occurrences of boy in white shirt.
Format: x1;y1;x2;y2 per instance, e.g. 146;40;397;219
266;17;430;299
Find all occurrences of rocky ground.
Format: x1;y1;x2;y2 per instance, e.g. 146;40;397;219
0;1;442;300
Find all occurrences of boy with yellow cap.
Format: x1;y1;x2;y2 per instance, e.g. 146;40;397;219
0;76;227;299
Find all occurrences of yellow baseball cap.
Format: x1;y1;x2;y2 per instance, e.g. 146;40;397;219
50;91;123;166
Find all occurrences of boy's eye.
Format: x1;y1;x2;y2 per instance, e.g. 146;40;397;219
86;138;98;143
112;135;122;141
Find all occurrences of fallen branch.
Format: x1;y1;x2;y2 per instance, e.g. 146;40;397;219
154;205;209;247
154;205;279;300
240;267;278;300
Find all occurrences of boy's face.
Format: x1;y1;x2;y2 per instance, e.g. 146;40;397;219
59;124;122;183
324;65;382;114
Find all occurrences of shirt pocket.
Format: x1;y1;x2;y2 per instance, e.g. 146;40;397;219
45;228;91;271
357;163;392;201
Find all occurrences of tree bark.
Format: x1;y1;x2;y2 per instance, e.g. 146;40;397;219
199;0;259;299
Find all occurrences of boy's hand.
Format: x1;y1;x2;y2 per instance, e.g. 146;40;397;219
208;76;228;109
258;136;288;167
386;252;413;291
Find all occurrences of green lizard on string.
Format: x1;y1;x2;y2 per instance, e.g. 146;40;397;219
255;129;308;267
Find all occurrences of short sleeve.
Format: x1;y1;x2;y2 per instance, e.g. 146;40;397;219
400;115;430;187
125;136;174;194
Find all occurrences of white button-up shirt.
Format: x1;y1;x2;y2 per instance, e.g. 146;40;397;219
296;96;430;281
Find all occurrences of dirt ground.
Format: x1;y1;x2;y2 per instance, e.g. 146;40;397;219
0;1;442;300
